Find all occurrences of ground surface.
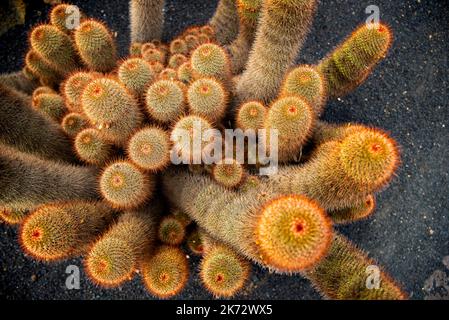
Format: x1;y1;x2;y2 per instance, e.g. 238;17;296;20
0;0;448;300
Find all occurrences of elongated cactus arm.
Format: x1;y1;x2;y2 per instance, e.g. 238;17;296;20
130;0;165;43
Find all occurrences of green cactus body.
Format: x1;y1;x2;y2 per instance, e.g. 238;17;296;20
145;79;185;124
329;195;376;224
177;62;193;84
129;42;143;56
0;85;73;162
142;47;165;64
158;68;177;81
30;24;79;75
75;128;113;165
0;207;29;225
62;71;97;113
74;19;117;72
0;144;98;211
50;3;83;34
118;58;155;97
168;53;188;69
187;77;228;122
100;160;154;209
86;207;159;287
312;120;368;145
157;215;186;245
81;77;143;145
227;0;262;74
236;100;266;131
280;65;326;116
268;128;400;210
236;0;318;104
184;35;200;52
32;86;55;99
170;38;188;56
20;201;115;261
32;92;67;122
25;50;62;86
200;234;250;298
209;0;239;45
162;169;333;273
305;234;407;300
191;44;231;84
130;0;165;43
263;95;315;162
61;112;89;137
141;245;189;298
212;158;245;189
127;126;171;172
317;23;392;98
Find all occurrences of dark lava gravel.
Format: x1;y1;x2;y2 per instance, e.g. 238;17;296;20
0;0;448;300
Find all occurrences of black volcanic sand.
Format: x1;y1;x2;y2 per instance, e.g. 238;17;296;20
0;0;448;300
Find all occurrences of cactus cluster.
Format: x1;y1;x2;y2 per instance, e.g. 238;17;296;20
0;1;406;300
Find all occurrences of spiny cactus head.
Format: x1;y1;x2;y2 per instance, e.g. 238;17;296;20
142;47;165;64
141;246;189;298
183;26;201;37
281;65;326;115
32;93;67;122
141;42;157;54
255;195;333;272
236;101;267;131
200;245;250;298
187;229;204;255
168;54;188;69
158;68;178;81
239;175;261;192
85;237;135;287
50;4;81;33
75;128;113;165
100;161;153;209
0;207;28;225
199;25;215;39
187;77;228;122
22;66;37;81
330;195;376;224
172;209;192;227
177;62;193;84
25;50;61;86
158;216;186;246
148;61;165;73
127;126;171;172
170;115;214;162
32;86;55;100
191;43;230;79
237;0;263;24
129;42;143;56
185;35;200;52
339;128;399;189
20;204;77;261
212;159;245;189
145;79;185;123
170;38;188;55
62;71;96;112
61;112;89;137
197;33;211;45
118;58;155;96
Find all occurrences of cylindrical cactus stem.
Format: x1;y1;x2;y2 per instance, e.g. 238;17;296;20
200;232;250;298
191;43;231;85
187;228;204;255
227;0;263;74
187;77;228;123
75;128;114;166
209;0;240;45
32;92;68;122
329;195;376;225
0;144;98;211
129;0;165;43
20;201;115;262
145;79;185;124
118;58;156;98
85;205;160;287
263;95;315;163
0;207;29;225
280;65;327;116
212;158;246;189
29;24;80;75
62;71;97;113
312;121;369;145
304;233;407;300
157;215;187;246
268;127;400;210
81;77;143;145
0;71;39;95
49;3;84;34
32;86;55;99
235;101;266;131
25;50;62;86
162;169;333;273
127;126;171;172
0;84;74;162
61;112;89;137
141;245;189;298
317;23;393;98
74;19;117;73
236;0;318;104
100;160;154;209
168;53;188;70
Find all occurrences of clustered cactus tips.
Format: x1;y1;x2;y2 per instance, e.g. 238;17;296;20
0;1;407;300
